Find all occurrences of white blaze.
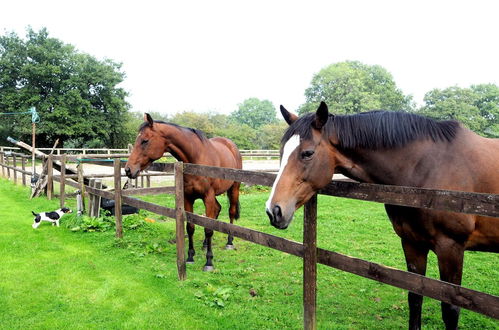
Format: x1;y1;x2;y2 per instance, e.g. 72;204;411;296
266;134;301;211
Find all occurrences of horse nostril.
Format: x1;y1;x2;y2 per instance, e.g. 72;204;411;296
125;167;130;176
272;205;282;218
266;209;274;222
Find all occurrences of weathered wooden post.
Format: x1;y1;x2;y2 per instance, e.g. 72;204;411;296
92;179;102;218
77;161;85;211
60;154;66;208
114;158;123;239
21;155;26;186
88;178;96;216
87;178;102;217
47;154;54;199
6;154;10;179
0;152;4;177
303;194;318;330
174;162;187;281
12;154;17;184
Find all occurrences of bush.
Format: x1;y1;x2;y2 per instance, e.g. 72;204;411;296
64;210;146;232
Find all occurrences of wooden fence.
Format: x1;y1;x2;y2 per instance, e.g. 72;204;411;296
0;152;498;329
0;146;280;157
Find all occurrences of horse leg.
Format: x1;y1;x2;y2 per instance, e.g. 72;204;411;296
435;237;464;330
402;239;429;330
185;199;196;264
203;198;222;249
202;192;221;272
225;183;241;249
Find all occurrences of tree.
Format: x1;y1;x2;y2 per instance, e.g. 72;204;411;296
253;121;287;149
169;111;259;149
171;111;216;136
300;61;413;114
230;98;278;129
419;84;499;137
0;27;130;147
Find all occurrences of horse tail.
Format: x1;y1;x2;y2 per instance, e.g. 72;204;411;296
227;183;241;221
234;200;241;220
31;211;37;216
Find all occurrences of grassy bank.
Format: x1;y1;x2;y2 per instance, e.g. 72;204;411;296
0;179;497;329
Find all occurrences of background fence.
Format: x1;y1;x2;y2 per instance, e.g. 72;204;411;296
0;146;279;157
0;151;498;329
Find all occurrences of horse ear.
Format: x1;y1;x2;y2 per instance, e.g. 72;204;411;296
280;105;298;126
314;101;329;129
144;113;154;127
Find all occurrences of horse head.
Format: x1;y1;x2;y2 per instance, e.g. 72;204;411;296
125;113;166;179
266;102;338;229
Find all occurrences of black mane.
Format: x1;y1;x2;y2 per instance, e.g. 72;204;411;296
139;120;207;142
282;111;460;150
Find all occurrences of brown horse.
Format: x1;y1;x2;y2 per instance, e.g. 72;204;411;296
266;102;499;329
125;114;242;271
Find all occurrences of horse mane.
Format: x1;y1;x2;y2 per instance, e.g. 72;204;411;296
282;111;460;150
139;120;208;142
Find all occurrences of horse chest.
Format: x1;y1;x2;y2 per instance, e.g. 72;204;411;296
183;176;232;197
385;205;438;246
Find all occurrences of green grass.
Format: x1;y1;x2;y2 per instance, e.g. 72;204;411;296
0;178;497;329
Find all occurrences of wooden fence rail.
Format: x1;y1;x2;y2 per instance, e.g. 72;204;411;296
0;153;498;329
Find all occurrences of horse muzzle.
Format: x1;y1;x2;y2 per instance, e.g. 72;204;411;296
124;166;139;179
266;204;293;229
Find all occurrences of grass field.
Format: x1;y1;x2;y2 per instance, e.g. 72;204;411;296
0;178;497;329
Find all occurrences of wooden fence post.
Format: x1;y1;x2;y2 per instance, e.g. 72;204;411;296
88;178;96;216
12;154;17;184
77;162;85;212
114;158;123;239
174;162;187;281
93;179;102;218
6;154;10;179
88;178;102;217
47;154;53;199
21;155;26;186
0;152;4;177
303;194;318;330
60;154;66;208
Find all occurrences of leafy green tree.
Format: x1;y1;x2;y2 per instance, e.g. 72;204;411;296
170;110;259;149
215;124;257;149
230;98;277;129
171;111;216;136
253;121;287;149
300;61;413;114
0;27;129;147
419;84;499;137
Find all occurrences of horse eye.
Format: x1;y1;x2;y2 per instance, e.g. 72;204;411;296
301;150;315;160
141;139;149;145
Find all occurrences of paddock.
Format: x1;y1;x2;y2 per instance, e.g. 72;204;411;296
0;150;498;329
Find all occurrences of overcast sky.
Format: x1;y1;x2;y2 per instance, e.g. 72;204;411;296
1;0;498;116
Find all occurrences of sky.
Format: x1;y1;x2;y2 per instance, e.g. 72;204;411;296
1;0;498;116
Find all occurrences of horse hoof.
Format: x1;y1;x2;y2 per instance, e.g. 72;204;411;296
225;244;235;250
203;265;215;272
186;259;195;264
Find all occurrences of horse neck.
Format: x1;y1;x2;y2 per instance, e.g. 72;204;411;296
336;140;444;186
158;124;203;163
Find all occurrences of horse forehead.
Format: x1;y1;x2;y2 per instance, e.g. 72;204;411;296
281;134;301;157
